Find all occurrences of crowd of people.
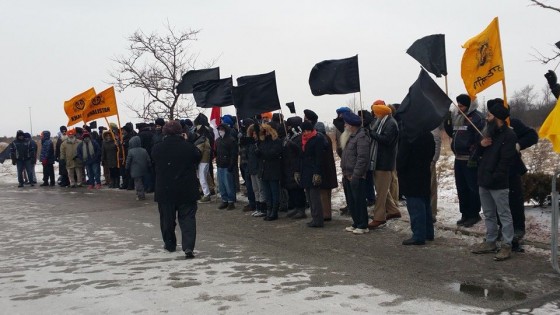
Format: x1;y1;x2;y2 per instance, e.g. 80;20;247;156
8;71;560;260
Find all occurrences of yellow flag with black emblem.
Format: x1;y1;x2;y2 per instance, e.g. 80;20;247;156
64;88;96;126
461;17;504;99
82;86;119;123
539;98;560;153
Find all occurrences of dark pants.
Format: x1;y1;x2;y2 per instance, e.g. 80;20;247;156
109;167;120;188
454;159;481;219
243;166;256;208
42;164;55;184
365;170;376;203
143;170;154;192
158;202;197;252
509;173;525;237
343;177;368;229
262;180;280;208
58;161;69;186
134;177;145;199
16;160;34;185
406;196;434;242
306;187;324;225
288;188;306;209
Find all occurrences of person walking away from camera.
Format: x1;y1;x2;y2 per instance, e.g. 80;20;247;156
10;130;36;188
297;121;326;228
471;100;517;261
102;130;120;188
397;130;435;245
368;103;401;229
126;135;151;200
194;127;212;203
77;131;102;189
430;127;442;222
444;94;485;228
216;124;238;210
56;126;70;187
315;122;338;221
39;131;56;186
341;112;371;234
152;120;201;259
256;123;283;221
59;129;83;188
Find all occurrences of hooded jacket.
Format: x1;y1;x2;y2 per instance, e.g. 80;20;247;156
215;124;238;169
126;136;152;178
39;131;55;165
10;131;35;161
257;124;283;181
444;102;485;159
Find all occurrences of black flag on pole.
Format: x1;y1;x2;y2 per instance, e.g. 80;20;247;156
193;77;233;108
285;102;296;114
176;67;220;94
233;71;281;118
406;34;447;78
395;68;452;142
308;55;360;96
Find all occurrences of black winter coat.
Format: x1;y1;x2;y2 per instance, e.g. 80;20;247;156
476;125;517;190
510;118;538;176
152;135;201;204
257;136;283;181
246;141;261;176
444;109;485;157
300;133;326;189
319;134;338;190
215;130;238;169
396;132;435;197
372;116;399;171
282;135;302;189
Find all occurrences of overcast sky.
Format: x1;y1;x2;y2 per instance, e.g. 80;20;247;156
0;0;558;137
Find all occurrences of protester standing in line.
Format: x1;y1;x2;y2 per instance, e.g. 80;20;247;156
298;121;325;228
257;123;283;221
39;130;56;186
215;123;238;210
194;127;212;203
152;120;201;259
10;130;36;188
77;132;102;189
101;130;120;189
56;126;70;187
314;122;338;221
59;129;83;188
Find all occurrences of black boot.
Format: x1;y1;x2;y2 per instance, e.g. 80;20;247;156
292;208;307;219
263;203;274;221
265;204;279;221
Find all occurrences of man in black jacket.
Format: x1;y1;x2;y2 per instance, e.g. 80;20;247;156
152;120;201;259
471;100;517;261
215;124;238;210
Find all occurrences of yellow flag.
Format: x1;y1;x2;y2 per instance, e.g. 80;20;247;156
461;17;505;99
64;88;96;126
539;98;560;153
82;86;119;123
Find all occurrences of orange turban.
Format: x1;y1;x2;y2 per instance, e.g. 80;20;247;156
371;105;392;117
261;112;273;120
372;99;386;105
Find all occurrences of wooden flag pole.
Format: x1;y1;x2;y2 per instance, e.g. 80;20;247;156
501;79;511;126
278;107;289;136
103;117;122;168
444;75;449;95
450;101;484;137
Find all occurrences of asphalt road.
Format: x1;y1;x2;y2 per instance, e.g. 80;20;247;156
1;183;559;314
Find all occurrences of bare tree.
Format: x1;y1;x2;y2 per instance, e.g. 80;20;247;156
346;95;361;113
529;0;560;64
110;23;214;121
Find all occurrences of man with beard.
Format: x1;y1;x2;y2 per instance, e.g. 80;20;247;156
333;107;353;216
471;100;517;261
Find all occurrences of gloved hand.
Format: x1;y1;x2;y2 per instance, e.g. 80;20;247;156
294;172;301;185
467;159;478;168
312;174;322;186
545;70;557;87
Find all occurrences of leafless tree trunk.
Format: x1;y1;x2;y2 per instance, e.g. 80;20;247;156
110;23;214;121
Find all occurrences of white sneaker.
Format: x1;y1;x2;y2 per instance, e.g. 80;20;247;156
353;228;370;235
253;211;266;217
251;211;259;216
345;226;356;232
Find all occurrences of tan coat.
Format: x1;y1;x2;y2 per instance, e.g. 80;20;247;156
60;138;83;168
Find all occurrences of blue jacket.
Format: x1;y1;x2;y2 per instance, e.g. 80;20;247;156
40;131;55;165
77;139;101;165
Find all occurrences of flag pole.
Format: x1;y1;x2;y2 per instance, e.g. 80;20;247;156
451;101;484;137
104;117;121;168
278;107;288;136
444;76;449;95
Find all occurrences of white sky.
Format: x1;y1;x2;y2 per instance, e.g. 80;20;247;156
0;0;558;137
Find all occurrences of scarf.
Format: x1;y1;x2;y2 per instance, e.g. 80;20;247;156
369;115;388;171
301;130;317;151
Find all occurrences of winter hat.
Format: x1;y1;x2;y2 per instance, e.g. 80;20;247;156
155;118;165;127
67;129;76;136
242;118;255;128
222;115;234;127
162;120;183;135
16;130;24;138
336;107;352;115
372;105;392;117
303;109;318;123
75;127;83;134
123;124;133;133
60;126;67;133
315;122;326;134
342;112;362;127
301;121;314;131
372;99;386;106
272;113;283;123
286;116;303;128
488;99;510;121
456;94;471;107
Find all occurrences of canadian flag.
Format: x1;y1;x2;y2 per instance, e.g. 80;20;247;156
209;106;221;140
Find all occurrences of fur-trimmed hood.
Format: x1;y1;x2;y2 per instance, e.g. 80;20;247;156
259;123;278;141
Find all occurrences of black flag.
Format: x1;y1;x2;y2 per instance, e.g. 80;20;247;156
193;77;233;108
406;34;447;78
233;71;281;118
0;145;10;164
309;55;360;96
176;67;220;94
395;68;452;142
556;41;560;50
285;102;296;114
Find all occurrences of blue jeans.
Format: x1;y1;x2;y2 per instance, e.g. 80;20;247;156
343;177;369;229
217;167;236;203
261;180;280;208
85;162;101;185
406;196;434;242
16;159;35;184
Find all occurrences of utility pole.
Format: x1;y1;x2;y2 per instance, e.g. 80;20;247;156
28;107;33;136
